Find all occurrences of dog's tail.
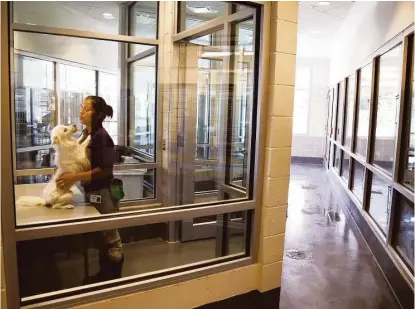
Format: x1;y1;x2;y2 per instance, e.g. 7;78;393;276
16;196;47;207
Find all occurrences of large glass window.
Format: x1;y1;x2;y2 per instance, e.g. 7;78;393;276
17;210;249;301
5;2;262;306
355;64;373;157
368;173;392;234
372;45;403;174
344;74;356;148
333;146;341;171
351;160;365;204
393;194;414;272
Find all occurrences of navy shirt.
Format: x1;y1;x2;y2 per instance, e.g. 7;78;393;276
80;125;115;191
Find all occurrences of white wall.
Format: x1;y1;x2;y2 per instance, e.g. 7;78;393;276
330;1;414;84
292;57;330;158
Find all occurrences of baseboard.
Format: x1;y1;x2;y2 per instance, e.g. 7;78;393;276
328;171;414;309
291;156;323;165
196;288;281;309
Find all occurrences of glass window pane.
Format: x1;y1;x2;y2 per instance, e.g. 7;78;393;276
16;211;248;301
393;194;414;272
334;146;341;171
129;54;156;161
180;1;225;31
129;2;158;39
345;74;356;148
99;72;120;142
373;44;403;174
230;20;254;188
351;160;365;204
115;168;155;201
356;64;373;157
335;81;345;141
14;1;121;35
341;152;350;183
14;55;54;170
400;36;415;191
368;173;392;234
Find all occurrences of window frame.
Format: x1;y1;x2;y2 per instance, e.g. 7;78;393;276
328;26;415;288
1;2;268;308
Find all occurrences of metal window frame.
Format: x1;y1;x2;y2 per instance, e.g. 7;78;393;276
1;2;269;308
328;26;415;289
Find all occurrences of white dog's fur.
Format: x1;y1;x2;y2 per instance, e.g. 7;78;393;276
16;124;90;209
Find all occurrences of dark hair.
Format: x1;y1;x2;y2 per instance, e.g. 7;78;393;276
85;96;113;122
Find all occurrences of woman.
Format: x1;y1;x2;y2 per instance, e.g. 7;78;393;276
57;95;123;283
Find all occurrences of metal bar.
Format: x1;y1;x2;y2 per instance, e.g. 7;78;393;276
215;213;230;257
12;23;159;46
22;256;252;309
393;182;415;203
127;47;157;63
1;3;21;308
173;8;254;43
15;199;255;241
221;183;247;197
366;58;379;164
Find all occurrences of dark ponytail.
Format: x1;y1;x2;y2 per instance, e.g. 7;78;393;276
85;96;113;122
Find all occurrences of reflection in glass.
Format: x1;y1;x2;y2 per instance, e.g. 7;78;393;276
14;55;54;170
14;1;121;35
129;2;158;39
393;195;414;272
356;64;372;157
373;45;403;174
345;74;356;148
401;36;415;191
129;54;156;159
17;211;247;300
181;1;225;31
334;146;341;171
351;160;365;204
341;152;350;183
335;81;345;141
230;20;254;187
368;173;391;234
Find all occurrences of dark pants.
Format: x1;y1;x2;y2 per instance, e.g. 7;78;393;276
85;188;123;262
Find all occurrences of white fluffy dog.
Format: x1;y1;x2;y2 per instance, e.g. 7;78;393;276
16;124;90;209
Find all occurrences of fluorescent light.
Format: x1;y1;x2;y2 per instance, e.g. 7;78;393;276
187;6;218;14
318;1;331;5
102;12;115;20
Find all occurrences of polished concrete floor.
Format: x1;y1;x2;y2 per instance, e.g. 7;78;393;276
279;163;401;309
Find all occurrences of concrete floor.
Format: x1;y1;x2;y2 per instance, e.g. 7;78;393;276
279;163;401;309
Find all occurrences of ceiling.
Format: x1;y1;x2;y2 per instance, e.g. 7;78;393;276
297;1;354;58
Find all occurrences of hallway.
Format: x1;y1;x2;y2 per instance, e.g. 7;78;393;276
279;163;401;309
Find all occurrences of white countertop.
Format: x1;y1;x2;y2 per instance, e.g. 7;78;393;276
15;183;101;226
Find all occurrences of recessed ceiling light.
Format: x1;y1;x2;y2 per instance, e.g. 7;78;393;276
318;1;331;5
102;12;115;20
187;6;218;14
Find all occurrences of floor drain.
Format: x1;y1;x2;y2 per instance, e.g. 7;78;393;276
301;184;319;190
286;250;306;260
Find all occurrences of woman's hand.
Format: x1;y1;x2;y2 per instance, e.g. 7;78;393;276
56;173;77;188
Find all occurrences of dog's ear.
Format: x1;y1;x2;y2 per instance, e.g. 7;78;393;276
52;136;60;145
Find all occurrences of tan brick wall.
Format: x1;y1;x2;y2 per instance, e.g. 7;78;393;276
257;1;297;293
